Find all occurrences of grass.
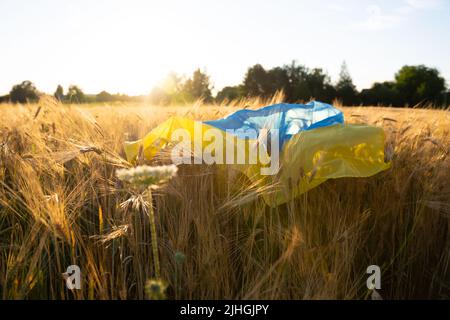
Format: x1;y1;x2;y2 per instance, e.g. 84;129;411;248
0;95;449;299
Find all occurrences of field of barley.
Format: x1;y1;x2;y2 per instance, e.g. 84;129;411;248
0;96;449;299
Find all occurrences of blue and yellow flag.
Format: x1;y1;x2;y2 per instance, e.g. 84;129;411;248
124;101;390;206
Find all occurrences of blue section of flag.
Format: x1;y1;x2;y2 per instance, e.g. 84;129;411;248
205;101;344;146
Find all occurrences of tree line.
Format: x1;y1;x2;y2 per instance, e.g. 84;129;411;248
0;62;448;107
217;62;448;107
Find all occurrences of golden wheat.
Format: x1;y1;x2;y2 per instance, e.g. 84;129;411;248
0;96;448;299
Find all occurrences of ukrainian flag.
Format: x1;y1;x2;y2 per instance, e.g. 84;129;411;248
124;101;390;206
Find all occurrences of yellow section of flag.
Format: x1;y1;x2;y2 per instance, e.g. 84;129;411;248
124;118;390;207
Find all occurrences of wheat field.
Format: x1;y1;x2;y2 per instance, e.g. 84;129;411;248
0;96;449;299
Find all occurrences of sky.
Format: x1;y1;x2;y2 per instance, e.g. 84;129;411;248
1;0;449;96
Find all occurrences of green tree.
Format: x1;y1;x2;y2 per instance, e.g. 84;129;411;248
243;64;271;97
360;81;400;106
216;85;244;103
335;61;358;105
282;61;308;101
281;61;311;102
0;94;9;103
67;85;85;103
149;72;187;105
9;80;39;103
162;72;184;96
183;69;213;102
304;68;335;102
54;85;65;101
96;91;113;102
395;65;446;106
243;64;290;98
266;67;290;96
242;62;336;103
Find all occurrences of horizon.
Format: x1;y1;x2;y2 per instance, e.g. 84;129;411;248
1;0;450;96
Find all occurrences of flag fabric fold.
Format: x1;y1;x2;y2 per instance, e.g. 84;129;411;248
124;101;390;206
205;101;344;147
